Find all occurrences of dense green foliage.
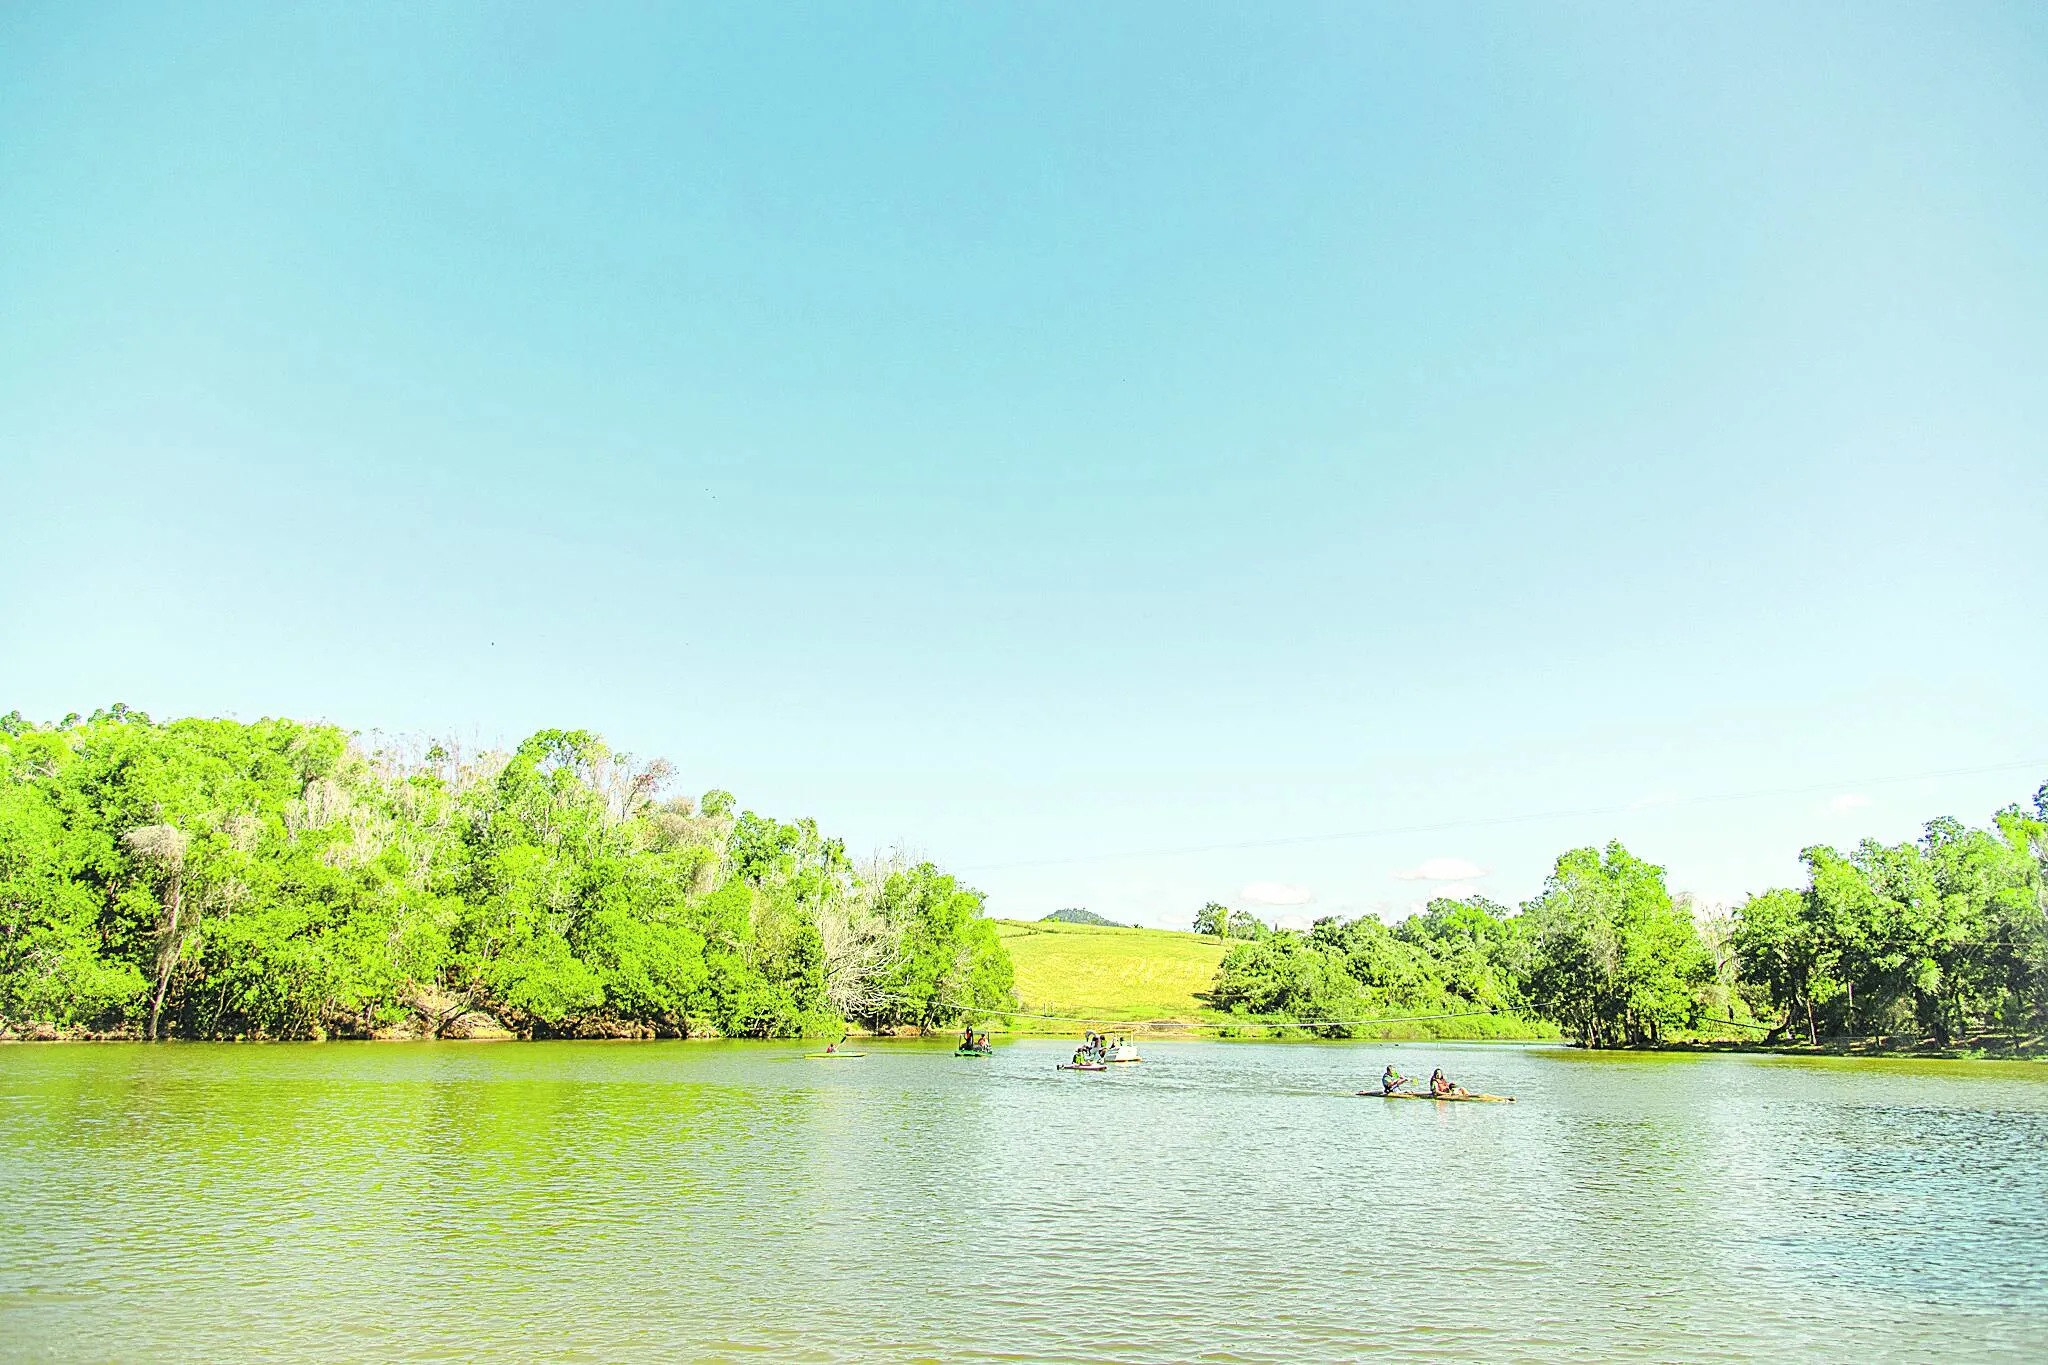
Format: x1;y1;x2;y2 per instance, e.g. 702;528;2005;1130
1521;843;1713;1047
0;708;1014;1039
1731;797;2047;1046
1206;895;1534;1038
6;704;2041;1052
1205;789;2048;1049
1192;900;1270;940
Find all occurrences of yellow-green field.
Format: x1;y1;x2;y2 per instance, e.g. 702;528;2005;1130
986;918;1556;1040
992;919;1226;1031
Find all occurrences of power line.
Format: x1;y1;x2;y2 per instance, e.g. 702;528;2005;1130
956;758;2048;873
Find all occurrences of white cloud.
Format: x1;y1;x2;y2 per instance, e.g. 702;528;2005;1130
1394;857;1489;882
1240;881;1313;906
1830;793;1873;812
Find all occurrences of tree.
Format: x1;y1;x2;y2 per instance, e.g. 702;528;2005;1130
122;824;190;1041
1523;842;1711;1047
854;862;1014;1033
1731;887;1833;1042
1207;932;1365;1035
1226;908;1270;939
1394;896;1527;1011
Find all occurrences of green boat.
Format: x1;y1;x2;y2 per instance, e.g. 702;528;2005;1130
955;1047;992;1057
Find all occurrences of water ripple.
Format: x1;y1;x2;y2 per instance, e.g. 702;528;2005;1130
1;1041;2044;1361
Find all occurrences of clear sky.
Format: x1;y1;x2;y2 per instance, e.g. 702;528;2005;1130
4;2;2045;928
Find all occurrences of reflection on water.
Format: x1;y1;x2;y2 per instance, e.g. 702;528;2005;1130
2;1041;2043;1362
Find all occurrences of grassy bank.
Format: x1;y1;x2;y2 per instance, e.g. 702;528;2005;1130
993;919;1225;1031
987;919;1554;1040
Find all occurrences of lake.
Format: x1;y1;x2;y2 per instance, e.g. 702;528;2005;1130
2;1040;2044;1362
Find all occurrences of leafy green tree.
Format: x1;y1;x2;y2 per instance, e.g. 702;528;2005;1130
1207;931;1366;1035
1731;887;1836;1042
1523;842;1711;1047
1791;814;2047;1046
0;729;146;1026
1226;908;1269;939
1393;896;1528;1011
855;862;1014;1033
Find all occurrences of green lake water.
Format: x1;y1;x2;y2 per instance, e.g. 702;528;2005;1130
2;1040;2044;1362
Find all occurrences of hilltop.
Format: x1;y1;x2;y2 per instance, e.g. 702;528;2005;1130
1039;907;1124;927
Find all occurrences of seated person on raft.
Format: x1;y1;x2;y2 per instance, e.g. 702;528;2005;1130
1429;1067;1468;1098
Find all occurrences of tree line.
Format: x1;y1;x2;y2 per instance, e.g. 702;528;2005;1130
1199;785;2048;1049
0;707;1014;1040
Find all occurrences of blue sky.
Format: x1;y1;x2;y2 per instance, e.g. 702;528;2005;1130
4;2;2044;927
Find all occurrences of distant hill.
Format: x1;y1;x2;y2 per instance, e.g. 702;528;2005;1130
1040;907;1123;927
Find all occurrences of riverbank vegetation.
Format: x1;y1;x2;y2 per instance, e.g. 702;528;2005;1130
1203;898;1552;1039
0;708;1013;1040
6;708;2041;1055
1198;786;2048;1053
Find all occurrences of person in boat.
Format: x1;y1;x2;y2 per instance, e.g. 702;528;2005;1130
1381;1064;1413;1095
1429;1067;1468;1098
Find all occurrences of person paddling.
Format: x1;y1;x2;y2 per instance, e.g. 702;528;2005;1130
1429;1067;1468;1099
1381;1064;1413;1095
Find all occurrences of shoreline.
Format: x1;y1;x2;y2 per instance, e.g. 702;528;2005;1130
1613;1036;2048;1063
9;1027;2040;1062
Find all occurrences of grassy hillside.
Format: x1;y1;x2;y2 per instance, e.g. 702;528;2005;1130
993;919;1225;1030
988;918;1556;1040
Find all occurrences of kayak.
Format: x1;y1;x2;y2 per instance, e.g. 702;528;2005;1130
1356;1090;1513;1103
1058;1062;1109;1071
956;1048;992;1057
806;1052;866;1060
